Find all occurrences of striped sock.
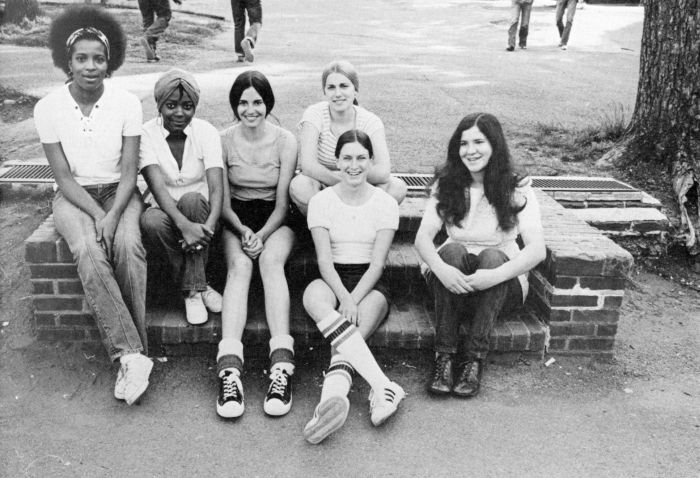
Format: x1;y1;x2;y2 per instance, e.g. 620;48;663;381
320;355;354;402
316;312;389;391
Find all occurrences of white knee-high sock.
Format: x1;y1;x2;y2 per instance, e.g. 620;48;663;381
320;354;354;402
316;312;389;391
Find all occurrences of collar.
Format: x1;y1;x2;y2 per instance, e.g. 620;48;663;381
157;118;194;139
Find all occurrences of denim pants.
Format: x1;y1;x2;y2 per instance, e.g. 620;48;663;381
425;243;522;361
140;192;211;293
231;0;262;55
555;0;578;46
53;184;147;361
138;0;172;41
508;0;533;48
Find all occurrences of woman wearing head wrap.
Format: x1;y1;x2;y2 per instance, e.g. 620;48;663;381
33;5;152;405
139;69;224;326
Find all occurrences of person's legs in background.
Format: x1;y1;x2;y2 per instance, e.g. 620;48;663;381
507;0;522;51
240;0;262;62
518;1;532;48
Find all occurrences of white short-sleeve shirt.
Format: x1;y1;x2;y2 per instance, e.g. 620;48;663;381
139;117;223;206
298;101;384;170
420;180;542;302
307;186;399;264
33;83;143;186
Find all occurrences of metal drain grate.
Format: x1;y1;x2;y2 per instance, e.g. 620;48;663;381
0;163;55;183
393;173;432;191
530;176;637;192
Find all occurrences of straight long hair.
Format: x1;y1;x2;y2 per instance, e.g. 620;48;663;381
434;113;524;230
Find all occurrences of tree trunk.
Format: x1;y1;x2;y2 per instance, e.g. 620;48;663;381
2;0;41;24
599;0;700;255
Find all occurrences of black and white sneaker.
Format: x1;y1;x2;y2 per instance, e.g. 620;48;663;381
263;369;292;416
217;370;244;418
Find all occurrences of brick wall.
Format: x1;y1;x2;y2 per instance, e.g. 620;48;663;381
529;192;634;357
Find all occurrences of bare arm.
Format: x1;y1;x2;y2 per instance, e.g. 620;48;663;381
42;142;105;219
312;227;352;305
366;129;391;185
348;228;394;304
204;167;224;232
256;133;298;242
298;122;342;186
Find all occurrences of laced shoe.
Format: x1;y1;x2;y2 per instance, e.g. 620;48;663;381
122;354;153;405
184;292;208;325
427;353;453;395
452;360;484;398
217;370;244;418
368;381;406;426
114;364;126;400
263;369;293;416
303;395;350;444
201;285;223;313
241;37;255;62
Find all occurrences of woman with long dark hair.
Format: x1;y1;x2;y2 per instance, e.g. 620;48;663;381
33;5;152;405
414;113;546;398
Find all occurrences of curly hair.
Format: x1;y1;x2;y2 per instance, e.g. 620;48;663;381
48;5;126;77
433;113;525;231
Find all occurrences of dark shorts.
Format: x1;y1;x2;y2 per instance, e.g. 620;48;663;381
229;198;306;239
334;263;391;305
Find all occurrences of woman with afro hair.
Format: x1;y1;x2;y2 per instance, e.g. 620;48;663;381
33;5;153;406
414;113;545;399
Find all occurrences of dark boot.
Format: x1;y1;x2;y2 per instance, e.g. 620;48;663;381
427;353;453;395
452;360;483;398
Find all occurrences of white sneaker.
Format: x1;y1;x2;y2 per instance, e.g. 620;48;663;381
561;45;568;50
121;354;153;405
217;370;245;418
185;292;208;325
114;364;126;400
241;37;255;62
263;369;293;416
201;285;223;313
303;395;350;444
369;381;405;426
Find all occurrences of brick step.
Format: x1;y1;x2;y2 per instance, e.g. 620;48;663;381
145;295;548;359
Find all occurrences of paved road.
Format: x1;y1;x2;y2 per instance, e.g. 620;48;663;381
5;2;696;478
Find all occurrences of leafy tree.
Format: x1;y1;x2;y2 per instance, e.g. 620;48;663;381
1;0;41;25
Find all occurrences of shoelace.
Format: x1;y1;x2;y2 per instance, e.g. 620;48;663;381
458;362;478;382
267;370;288;397
433;355;451;381
222;374;240;400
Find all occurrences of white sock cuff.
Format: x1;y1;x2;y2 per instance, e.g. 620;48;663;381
217;338;244;363
317;311;343;333
269;334;294;355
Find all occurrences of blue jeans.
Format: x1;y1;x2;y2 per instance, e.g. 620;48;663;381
231;0;262;55
425;243;522;360
138;0;172;42
53;184;147;360
140;192;211;293
556;0;578;46
508;0;533;48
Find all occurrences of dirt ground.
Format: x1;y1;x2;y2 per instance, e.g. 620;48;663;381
1;0;699;476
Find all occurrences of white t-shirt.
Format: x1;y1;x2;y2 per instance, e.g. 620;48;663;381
34;83;143;186
139;117;223;206
421;180;542;302
307;186;399;264
298;101;384;171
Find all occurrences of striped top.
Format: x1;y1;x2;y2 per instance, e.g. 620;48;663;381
298;101;384;171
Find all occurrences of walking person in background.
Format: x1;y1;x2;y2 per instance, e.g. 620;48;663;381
231;0;262;62
216;71;298;419
301;129;405;444
34;5;153;405
139;68;224;326
138;0;181;61
414;113;545;399
556;0;580;50
289;60;407;216
506;0;534;51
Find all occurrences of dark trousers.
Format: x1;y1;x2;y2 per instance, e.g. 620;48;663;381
138;0;172;42
426;243;522;360
231;0;262;55
140;192;211;293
